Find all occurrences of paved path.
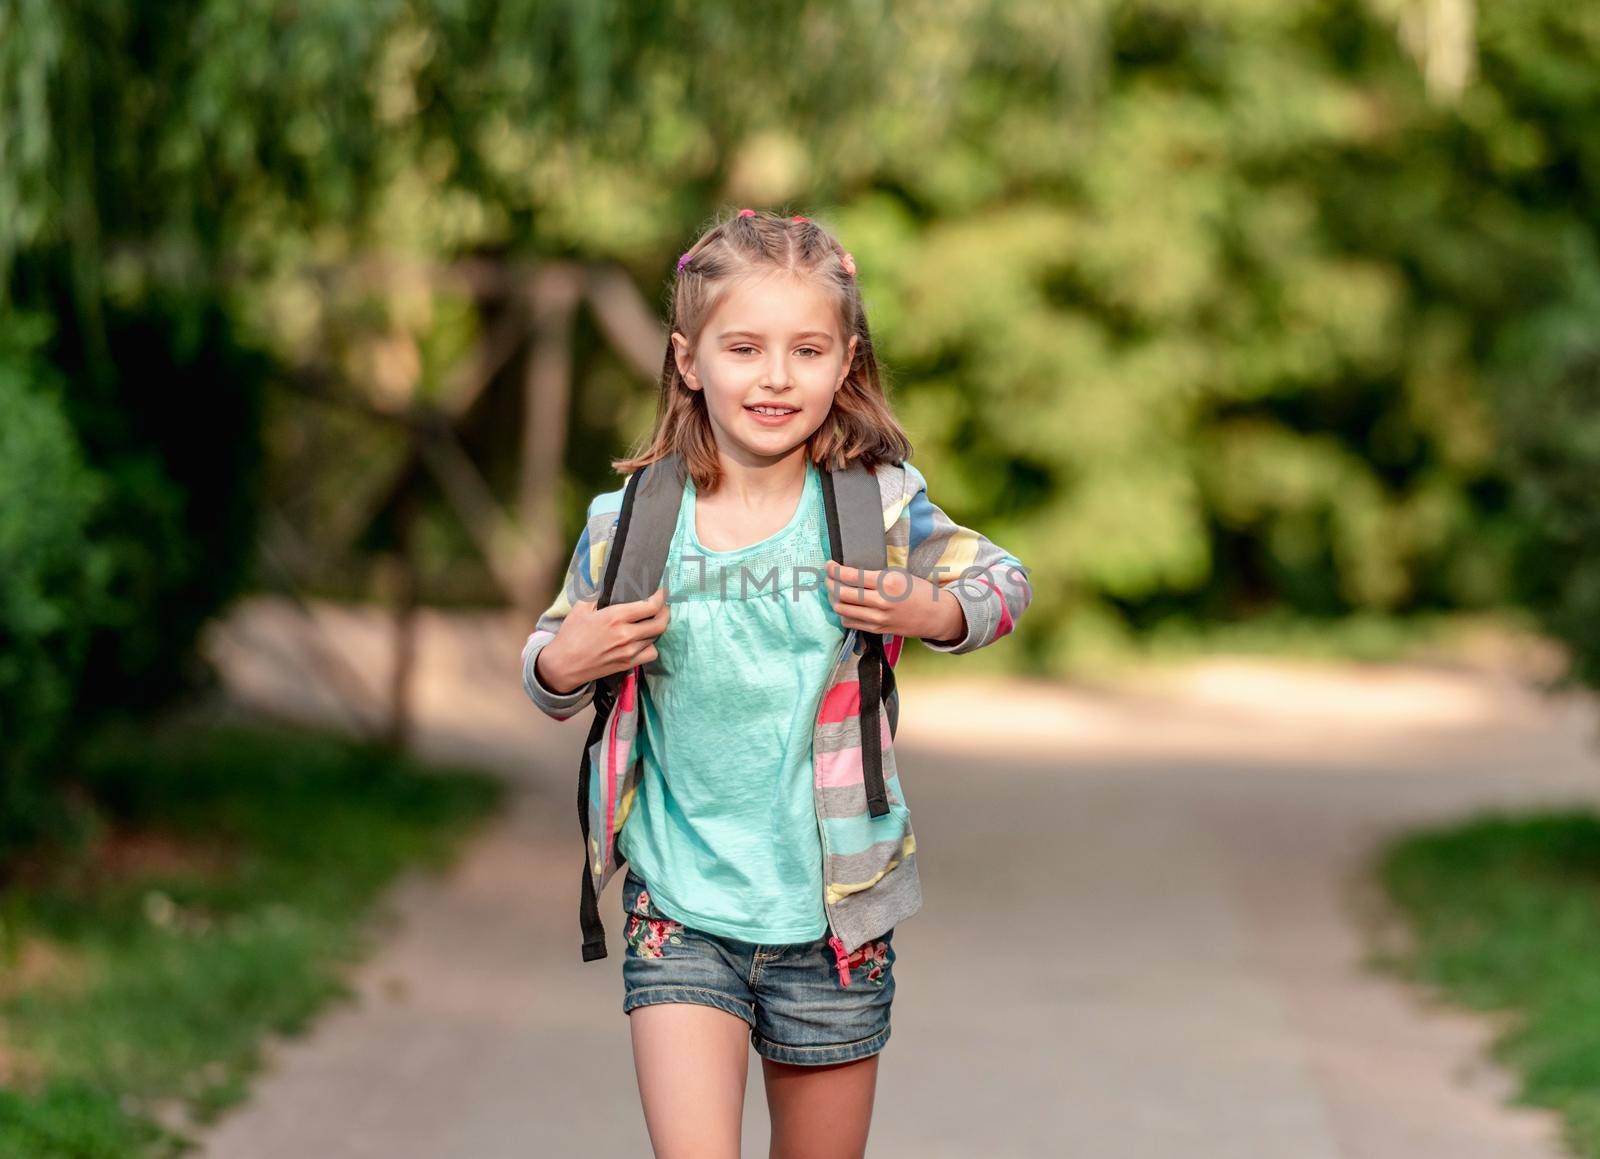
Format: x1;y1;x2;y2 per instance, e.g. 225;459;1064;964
195;598;1592;1157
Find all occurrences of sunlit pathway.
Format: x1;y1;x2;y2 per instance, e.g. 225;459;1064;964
196;597;1585;1158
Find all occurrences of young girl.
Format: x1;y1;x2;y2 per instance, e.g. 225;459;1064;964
521;207;1031;1158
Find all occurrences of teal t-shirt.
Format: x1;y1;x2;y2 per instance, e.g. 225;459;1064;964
617;459;845;943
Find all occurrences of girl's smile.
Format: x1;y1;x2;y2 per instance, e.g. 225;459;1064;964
744;402;800;425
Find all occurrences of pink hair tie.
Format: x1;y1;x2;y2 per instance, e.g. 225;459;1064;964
792;215;808;223
737;208;756;217
676;251;692;272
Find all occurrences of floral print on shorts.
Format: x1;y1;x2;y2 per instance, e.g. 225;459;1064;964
843;938;891;986
624;881;686;959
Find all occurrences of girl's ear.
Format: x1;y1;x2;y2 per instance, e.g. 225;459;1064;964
836;334;859;391
671;331;700;391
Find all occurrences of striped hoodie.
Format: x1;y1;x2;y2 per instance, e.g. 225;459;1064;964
520;458;1032;983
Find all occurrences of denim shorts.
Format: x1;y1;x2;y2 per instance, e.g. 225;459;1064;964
619;865;896;1066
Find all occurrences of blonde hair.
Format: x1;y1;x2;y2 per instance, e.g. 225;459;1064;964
612;207;913;494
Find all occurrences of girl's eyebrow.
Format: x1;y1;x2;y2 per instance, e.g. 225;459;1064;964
718;329;834;342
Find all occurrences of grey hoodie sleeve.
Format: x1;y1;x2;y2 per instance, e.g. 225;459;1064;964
895;461;1033;655
520;499;612;721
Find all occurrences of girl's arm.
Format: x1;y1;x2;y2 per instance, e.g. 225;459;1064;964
892;461;1033;655
520;496;612;721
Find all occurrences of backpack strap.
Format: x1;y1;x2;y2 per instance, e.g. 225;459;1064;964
577;453;686;962
820;459;895;819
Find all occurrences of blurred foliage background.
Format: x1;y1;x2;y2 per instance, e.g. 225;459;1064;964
3;0;1599;848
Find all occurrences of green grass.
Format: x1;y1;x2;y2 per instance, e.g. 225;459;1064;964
1371;810;1600;1157
0;716;506;1159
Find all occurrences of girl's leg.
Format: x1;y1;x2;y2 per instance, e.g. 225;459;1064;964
761;1053;881;1159
629;1001;752;1158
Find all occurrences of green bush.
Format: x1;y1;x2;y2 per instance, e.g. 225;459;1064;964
0;285;271;863
1495;286;1600;689
0;316;111;857
50;291;270;718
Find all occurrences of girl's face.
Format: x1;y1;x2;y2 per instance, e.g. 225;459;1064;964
671;271;858;468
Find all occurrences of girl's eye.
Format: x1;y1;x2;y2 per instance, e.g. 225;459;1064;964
728;345;823;357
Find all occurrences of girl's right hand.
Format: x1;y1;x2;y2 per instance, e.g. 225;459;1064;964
534;586;670;694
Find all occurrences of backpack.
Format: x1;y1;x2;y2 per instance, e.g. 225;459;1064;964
575;450;898;961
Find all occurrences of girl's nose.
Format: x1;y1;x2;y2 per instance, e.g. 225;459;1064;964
765;354;793;388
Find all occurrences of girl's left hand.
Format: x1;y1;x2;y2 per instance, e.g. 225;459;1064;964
824;560;966;644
